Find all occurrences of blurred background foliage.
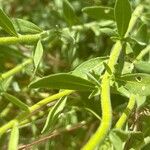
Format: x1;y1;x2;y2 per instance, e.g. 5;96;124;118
0;0;150;149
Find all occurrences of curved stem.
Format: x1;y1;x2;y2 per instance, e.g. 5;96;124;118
134;45;150;62
0;90;74;136
82;41;122;150
115;95;136;129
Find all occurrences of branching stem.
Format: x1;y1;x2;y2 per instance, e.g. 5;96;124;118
82;4;144;149
115;95;136;129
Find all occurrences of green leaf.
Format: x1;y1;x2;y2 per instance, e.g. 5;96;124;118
122;62;134;75
8;123;19;150
82;6;114;20
0;9;18;36
114;0;131;37
33;40;43;73
13;18;43;34
0;77;13;92
135;95;146;108
0;45;24;60
103;62;112;75
72;56;108;79
116;73;150;96
4;93;29;111
42;97;67;133
125;42;133;54
134;24;148;45
134;61;150;74
29;73;95;91
109;129;129;150
63;0;78;26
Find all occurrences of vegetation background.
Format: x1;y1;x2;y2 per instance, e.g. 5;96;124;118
0;0;150;149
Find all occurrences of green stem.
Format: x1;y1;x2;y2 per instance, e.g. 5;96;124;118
0;34;42;45
0;58;32;80
134;45;150;61
0;90;74;136
0;21;113;45
82;4;144;150
82;41;122;150
115;95;136;129
0;3;144;143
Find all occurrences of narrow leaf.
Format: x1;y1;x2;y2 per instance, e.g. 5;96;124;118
33;40;43;73
103;62;112;75
13;18;42;34
116;73;150;96
63;0;78;26
4;93;29;111
114;0;131;37
84;107;101;120
29;73;95;91
82;6;114;20
72;56;108;79
8;123;19;150
42;97;67;133
134;61;150;73
0;9;18;36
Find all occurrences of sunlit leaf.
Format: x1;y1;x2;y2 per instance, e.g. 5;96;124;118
0;9;17;36
116;73;150;96
109;129;129;150
114;0;131;37
13;18;43;34
42;97;67;133
33;40;43;73
134;61;150;74
72;56;108;79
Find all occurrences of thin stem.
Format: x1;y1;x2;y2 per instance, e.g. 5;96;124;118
115;95;136;129
125;4;144;38
18;121;88;150
0;58;32;80
0;90;74;135
82;41;122;150
134;45;150;61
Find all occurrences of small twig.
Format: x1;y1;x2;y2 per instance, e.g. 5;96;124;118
18;121;89;150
